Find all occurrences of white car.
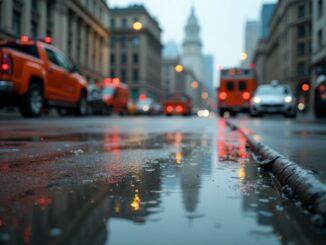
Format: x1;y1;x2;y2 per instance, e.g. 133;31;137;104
250;82;297;118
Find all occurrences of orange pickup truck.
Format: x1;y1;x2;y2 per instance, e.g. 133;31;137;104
0;37;88;117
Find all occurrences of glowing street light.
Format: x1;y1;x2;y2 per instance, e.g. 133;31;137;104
240;52;248;61
132;21;143;31
175;64;184;73
201;92;209;100
191;81;199;89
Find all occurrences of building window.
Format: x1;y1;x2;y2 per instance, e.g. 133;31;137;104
120;36;127;48
318;30;323;49
297;43;305;57
110;54;115;65
122;18;127;28
298;5;305;18
133;53;139;64
12;11;21;37
31;0;38;12
121;54;127;65
297;25;305;38
132;37;140;48
133;70;139;82
318;0;323;17
31;21;38;38
110;37;115;48
298;62;305;75
110;18;115;29
121;70;127;83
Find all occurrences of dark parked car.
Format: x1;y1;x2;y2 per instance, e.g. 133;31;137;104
314;75;326;118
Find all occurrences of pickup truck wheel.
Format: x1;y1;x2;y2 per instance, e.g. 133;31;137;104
75;92;87;117
20;83;43;118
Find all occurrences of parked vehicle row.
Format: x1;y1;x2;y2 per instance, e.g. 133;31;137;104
217;67;326;118
0;36;88;117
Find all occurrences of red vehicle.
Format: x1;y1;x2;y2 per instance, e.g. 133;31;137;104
0;36;88;117
218;68;257;116
164;93;192;116
97;78;129;115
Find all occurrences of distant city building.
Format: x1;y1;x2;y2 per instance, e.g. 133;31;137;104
163;41;179;60
181;7;203;82
260;4;276;38
0;0;110;84
202;55;214;95
109;4;162;101
312;0;326;78
244;20;260;64
253;0;312;93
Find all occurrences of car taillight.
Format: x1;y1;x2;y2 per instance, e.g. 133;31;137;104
176;105;183;113
0;54;13;74
242;92;251;100
320;85;325;92
166;106;173;113
219;92;227;100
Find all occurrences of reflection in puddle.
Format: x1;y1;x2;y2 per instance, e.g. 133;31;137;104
0;120;325;244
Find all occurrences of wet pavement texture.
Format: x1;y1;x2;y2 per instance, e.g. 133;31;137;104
0;117;325;245
230;117;326;182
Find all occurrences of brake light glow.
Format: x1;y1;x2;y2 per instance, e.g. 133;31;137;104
320;85;325;92
20;36;29;42
43;36;52;44
166;106;173;113
242;92;251;100
0;54;12;74
176;105;183;113
1;63;9;71
219;92;227;100
139;94;146;101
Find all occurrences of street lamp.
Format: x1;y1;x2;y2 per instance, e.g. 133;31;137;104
132;21;143;31
240;52;248;61
201;92;209;100
191;81;199;89
175;64;184;73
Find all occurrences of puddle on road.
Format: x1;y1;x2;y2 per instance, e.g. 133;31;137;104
0;120;325;245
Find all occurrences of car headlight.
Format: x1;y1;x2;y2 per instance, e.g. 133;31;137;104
142;105;150;112
284;96;293;103
253;96;261;104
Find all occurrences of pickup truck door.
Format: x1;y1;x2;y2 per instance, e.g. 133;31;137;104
53;51;78;102
44;48;70;102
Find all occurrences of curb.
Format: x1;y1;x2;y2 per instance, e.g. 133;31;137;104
226;120;326;228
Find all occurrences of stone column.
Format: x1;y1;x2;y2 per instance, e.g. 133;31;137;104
2;0;13;34
22;0;31;36
102;37;109;76
79;22;86;67
53;1;68;53
88;29;93;70
39;0;47;37
70;15;78;62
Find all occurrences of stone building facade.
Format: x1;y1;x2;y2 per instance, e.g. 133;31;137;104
109;5;162;101
253;0;312;92
0;0;110;83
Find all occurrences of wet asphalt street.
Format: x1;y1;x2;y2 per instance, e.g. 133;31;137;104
0;116;326;245
230;116;326;182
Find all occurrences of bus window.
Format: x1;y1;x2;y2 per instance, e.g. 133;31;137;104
239;81;247;91
227;81;234;91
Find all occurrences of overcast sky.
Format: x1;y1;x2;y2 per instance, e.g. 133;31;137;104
107;0;277;85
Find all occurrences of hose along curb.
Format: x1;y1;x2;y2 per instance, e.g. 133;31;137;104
226;120;326;228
